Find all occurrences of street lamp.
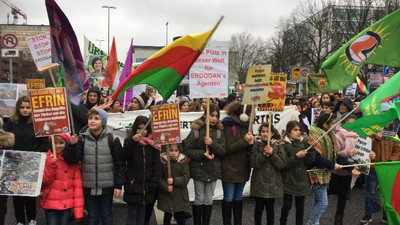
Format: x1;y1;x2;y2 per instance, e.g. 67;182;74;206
95;39;104;50
166;22;169;46
102;5;116;54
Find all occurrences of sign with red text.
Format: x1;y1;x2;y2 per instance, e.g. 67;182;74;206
242;65;271;104
258;73;287;111
151;104;181;145
26;79;46;90
189;46;229;98
27;33;59;72
29;88;70;137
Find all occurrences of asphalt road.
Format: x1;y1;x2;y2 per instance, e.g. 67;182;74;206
5;185;385;225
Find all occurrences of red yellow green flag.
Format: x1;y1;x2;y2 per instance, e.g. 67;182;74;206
111;18;222;101
356;77;369;94
374;161;400;224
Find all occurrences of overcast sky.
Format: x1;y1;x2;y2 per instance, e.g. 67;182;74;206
0;0;300;59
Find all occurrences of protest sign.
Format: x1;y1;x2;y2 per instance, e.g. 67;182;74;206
107;105;300;145
0;150;46;196
258;73;287;111
26;79;46;90
29;88;70;136
26;33;59;72
0;83;26;117
349;137;372;174
151;104;181;145
189;46;229;98
311;108;323;125
242;65;271;104
345;83;357;97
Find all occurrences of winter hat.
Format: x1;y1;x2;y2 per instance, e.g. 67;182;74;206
94;108;108;128
333;97;354;113
180;96;190;104
55;133;71;143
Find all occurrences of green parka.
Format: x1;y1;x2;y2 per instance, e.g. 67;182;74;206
281;134;315;197
157;152;190;213
250;138;285;199
184;118;226;182
221;117;251;183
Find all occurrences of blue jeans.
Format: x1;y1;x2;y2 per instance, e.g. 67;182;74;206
45;209;71;225
126;204;146;225
364;171;386;217
85;194;113;225
307;184;328;225
222;181;245;202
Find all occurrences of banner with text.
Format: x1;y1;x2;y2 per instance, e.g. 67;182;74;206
258;73;287;111
107;105;300;145
0;150;46;196
26;33;60;72
29;88;70;137
242;65;271;104
151;104;181;145
26;79;46;90
189;46;229;98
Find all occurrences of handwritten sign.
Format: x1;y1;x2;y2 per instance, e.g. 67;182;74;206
349;137;372;174
26;33;59;72
242;65;271;104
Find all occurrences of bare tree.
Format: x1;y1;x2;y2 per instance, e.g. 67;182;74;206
229;31;267;83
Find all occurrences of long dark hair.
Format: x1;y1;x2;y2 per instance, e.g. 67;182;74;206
127;116;152;139
10;96;32;124
315;112;335;129
199;104;220;121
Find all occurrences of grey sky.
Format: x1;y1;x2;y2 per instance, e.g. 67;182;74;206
1;0;300;59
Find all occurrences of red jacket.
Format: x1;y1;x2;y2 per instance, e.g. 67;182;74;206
39;150;84;218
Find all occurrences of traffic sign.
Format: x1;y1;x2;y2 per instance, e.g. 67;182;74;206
292;66;301;79
1;49;19;58
1;34;18;49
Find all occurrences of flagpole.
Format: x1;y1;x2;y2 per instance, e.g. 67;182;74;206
141;102;163;135
306;104;360;152
307;162;374;172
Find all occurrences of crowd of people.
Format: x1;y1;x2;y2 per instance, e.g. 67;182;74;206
0;86;399;225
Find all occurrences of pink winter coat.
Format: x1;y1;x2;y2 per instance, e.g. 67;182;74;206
39;150;84;218
335;125;359;176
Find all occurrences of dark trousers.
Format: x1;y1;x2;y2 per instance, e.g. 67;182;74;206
13;196;36;223
329;173;351;216
127;204;146;225
45;209;71;225
85;194;113;225
163;211;185;225
254;197;275;225
280;194;305;225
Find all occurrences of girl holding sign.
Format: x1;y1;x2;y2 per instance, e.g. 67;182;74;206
221;102;254;225
250;123;285;225
184;104;226;225
3;96;49;225
123;115;162;225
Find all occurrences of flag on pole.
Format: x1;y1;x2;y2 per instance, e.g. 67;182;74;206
321;9;400;90
118;39;134;110
102;37;118;89
374;161;400;224
111;17;223;101
356;77;368;94
45;0;89;105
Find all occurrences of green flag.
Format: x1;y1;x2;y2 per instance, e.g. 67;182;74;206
321;9;400;90
306;73;334;94
360;70;400;117
375;161;400;224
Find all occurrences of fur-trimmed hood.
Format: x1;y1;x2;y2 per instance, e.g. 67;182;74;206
255;136;283;145
0;129;15;149
190;118;224;131
160;152;186;164
282;133;308;144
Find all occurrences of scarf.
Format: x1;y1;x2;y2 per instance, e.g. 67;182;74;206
138;135;161;152
309;125;337;185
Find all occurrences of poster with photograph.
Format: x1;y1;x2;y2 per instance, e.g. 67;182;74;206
0;150;46;196
0;84;27;117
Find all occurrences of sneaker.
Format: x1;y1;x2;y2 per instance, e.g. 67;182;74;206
381;217;388;224
27;220;36;225
360;215;372;224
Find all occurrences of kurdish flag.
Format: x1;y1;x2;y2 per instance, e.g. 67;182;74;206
321;9;400;90
356;77;368;95
375;161;400;224
111;18;223;101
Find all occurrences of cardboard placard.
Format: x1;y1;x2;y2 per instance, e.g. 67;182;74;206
151;104;181;145
258;73;287;111
242;65;271;104
29;88;70;136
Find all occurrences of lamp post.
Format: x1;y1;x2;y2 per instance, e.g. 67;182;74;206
102;5;116;54
95;39;104;50
166;22;169;46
